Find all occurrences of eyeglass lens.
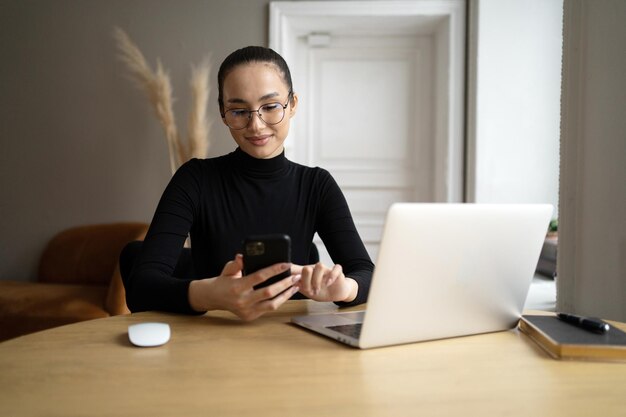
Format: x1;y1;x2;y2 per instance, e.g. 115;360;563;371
225;102;287;130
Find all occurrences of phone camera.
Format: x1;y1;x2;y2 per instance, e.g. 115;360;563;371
245;241;265;256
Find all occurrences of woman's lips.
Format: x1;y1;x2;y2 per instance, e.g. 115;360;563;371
246;135;271;146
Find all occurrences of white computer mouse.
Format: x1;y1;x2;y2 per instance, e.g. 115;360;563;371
128;322;171;347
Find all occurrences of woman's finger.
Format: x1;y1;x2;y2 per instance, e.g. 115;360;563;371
326;264;343;287
311;262;326;294
251;274;301;303
244;262;292;288
298;265;313;295
259;283;301;313
221;254;244;277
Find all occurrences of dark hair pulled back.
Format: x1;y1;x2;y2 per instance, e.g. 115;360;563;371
217;46;294;115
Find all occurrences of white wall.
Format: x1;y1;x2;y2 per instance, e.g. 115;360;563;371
467;0;563;217
558;0;626;321
0;0;271;281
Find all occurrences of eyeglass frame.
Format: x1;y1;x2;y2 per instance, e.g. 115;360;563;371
221;91;293;130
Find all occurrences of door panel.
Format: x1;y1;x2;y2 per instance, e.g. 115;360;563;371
303;35;434;263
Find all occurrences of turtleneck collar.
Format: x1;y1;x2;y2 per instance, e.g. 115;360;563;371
230;147;289;178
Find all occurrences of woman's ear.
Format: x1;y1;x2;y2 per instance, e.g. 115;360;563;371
289;93;299;118
220;109;230;127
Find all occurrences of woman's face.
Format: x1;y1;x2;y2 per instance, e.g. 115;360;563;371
221;62;298;159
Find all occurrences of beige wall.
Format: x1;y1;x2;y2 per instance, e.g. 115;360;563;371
0;0;271;281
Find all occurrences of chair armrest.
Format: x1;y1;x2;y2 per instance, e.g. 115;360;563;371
105;263;131;315
104;224;149;315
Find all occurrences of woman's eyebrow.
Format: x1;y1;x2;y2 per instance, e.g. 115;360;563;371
259;92;280;101
226;92;281;104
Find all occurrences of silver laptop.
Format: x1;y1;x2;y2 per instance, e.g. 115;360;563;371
291;203;553;349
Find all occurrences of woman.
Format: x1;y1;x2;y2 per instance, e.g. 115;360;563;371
125;46;373;321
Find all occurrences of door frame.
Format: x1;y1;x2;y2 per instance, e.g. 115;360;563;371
269;0;466;202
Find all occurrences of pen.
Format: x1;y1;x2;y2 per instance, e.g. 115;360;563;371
557;312;610;334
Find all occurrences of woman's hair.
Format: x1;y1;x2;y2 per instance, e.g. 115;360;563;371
217;46;294;115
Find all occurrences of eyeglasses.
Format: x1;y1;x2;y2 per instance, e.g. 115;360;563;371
222;93;292;130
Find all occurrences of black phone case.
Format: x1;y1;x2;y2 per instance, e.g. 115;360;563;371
243;234;291;289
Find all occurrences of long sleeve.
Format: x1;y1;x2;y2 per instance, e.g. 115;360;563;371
315;171;374;306
125;160;203;314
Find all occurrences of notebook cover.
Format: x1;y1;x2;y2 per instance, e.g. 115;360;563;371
519;315;626;361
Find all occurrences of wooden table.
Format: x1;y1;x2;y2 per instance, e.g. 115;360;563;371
1;301;625;416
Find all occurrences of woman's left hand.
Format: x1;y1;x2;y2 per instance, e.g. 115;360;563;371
290;262;357;303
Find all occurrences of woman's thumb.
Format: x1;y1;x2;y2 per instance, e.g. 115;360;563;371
222;254;243;277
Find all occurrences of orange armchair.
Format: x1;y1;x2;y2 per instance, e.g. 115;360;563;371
0;222;149;341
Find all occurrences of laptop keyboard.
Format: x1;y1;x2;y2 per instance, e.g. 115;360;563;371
327;323;363;339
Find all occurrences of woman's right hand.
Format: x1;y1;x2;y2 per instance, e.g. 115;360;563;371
188;254;301;321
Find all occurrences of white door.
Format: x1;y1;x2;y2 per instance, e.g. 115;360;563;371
270;1;466;265
292;34;434;263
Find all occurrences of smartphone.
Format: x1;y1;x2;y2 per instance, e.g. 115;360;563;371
242;234;291;289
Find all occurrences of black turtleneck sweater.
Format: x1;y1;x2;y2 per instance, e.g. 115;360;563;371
126;148;374;314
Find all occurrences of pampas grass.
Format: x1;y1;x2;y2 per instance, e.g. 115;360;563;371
186;59;212;161
113;27;211;174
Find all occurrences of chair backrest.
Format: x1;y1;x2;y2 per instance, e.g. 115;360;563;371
38;223;149;286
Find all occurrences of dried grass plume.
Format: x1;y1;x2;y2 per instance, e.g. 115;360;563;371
113;27;211;174
186;59;212;161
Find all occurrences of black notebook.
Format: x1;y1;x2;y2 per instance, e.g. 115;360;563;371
519;314;626;361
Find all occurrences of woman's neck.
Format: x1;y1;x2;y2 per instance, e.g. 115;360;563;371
232;147;288;177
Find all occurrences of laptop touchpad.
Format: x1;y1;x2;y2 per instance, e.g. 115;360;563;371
333;311;365;324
